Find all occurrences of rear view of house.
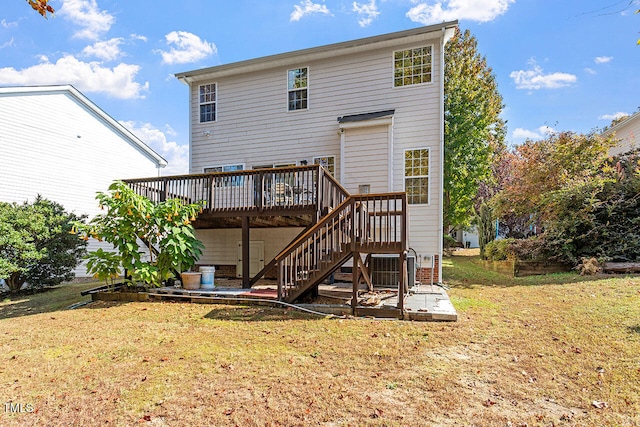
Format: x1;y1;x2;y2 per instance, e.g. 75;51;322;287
172;22;457;288
0;85;167;276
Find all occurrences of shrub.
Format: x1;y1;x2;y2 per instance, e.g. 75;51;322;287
484;236;551;262
0;196;87;293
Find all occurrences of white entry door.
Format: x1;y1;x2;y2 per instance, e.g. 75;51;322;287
236;241;265;278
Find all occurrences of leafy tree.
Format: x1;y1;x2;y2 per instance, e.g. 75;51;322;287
542;149;640;263
26;0;54;17
444;28;506;233
0;196;87;293
74;181;205;287
476;201;495;259
494;131;616;223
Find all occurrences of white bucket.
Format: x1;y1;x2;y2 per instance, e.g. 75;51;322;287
199;266;215;289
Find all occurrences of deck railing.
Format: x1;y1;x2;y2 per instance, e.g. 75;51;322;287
123;165;348;216
276;192;407;302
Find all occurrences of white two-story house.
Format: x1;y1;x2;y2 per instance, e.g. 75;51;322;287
0;85;167;277
124;22;457;301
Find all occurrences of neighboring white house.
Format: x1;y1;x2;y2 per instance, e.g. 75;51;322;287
0;85;167;276
175;22;458;283
603;110;640;156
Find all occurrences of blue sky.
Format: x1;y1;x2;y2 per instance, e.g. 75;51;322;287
2;0;639;175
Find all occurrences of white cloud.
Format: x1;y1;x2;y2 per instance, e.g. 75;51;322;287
0;55;148;99
131;34;148;43
59;0;115;40
584;67;596;75
512;126;555;140
594;56;613;64
599;112;629;121
510;59;576;90
120;121;189;176
158;31;217;65
1;38;15;49
1;19;18;29
407;0;514;24
82;38;124;61
353;0;380;27
290;0;332;21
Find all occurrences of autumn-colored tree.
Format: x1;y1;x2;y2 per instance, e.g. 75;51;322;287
26;0;54;18
493;131;616;223
444;28;505;233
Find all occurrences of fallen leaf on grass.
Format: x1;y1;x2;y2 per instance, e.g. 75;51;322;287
483;399;497;407
370;408;384;418
592;400;608;409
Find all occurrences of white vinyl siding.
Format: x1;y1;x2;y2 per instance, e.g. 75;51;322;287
342;126;389;194
0;90;162;276
606;114;640;156
187;30;445;258
196;228;303;266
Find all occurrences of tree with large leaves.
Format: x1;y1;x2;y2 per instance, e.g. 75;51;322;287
444;28;506;233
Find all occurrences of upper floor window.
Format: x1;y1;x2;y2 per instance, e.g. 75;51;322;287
404;148;429;204
393;46;432;87
199;84;216;122
288;68;308;111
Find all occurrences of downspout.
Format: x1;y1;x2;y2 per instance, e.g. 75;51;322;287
339;128;345;184
439;24;457;283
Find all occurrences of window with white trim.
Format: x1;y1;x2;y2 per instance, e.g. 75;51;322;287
288;68;308;111
313;156;335;176
393;46;432;87
199;83;216;122
404;148;429;204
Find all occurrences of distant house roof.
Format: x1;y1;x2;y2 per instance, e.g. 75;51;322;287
602;110;640;156
0;85;168;168
338;110;395;124
175;21;458;84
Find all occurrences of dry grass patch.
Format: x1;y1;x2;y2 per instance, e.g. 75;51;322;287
0;264;639;426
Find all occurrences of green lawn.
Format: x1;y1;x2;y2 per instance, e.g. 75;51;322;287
0;260;638;426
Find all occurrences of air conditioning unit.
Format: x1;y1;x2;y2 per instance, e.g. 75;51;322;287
370;254;416;288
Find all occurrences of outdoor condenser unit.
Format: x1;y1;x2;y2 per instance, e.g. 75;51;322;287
370;254;416;288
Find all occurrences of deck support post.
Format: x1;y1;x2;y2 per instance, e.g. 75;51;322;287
242;215;251;289
352;251;359;315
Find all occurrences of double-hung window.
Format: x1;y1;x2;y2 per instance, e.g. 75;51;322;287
404;149;429;204
199;83;216;122
288;68;308;111
393;46;432;87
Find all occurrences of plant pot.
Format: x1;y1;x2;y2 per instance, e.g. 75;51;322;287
180;272;202;290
